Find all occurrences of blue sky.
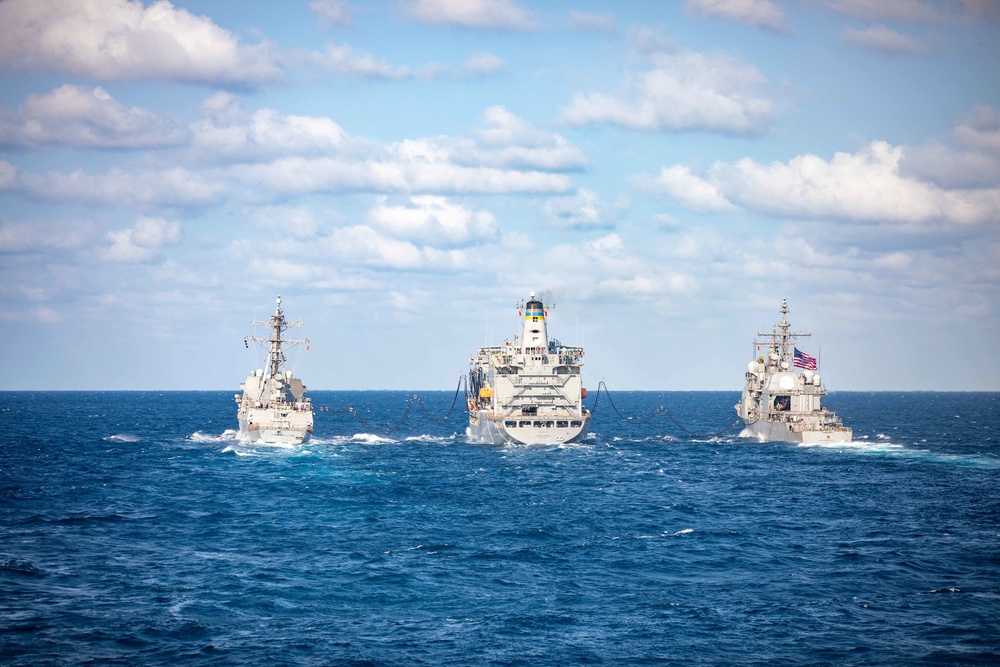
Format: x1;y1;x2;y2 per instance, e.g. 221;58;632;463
1;0;999;391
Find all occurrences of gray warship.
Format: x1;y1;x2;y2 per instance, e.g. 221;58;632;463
235;296;313;445
735;299;852;443
467;292;590;445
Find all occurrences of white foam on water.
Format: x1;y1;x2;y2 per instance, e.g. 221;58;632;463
554;441;595;452
403;434;457;444
798;439;1000;468
350;433;397;445
103;433;140;443
799;439;905;453
256;440;296;449
188;430;239;443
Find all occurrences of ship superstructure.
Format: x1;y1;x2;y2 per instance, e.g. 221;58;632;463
735;299;851;443
467;292;590;445
236;296;313;444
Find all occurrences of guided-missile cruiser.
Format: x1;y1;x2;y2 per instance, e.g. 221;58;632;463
735;299;852;443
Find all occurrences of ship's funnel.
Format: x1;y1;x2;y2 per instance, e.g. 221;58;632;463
520;292;548;355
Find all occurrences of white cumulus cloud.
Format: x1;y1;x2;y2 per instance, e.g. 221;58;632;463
698;140;1000;225
222;106;580;196
901;141;1000;189
560;28;773;135
368;195;497;247
326;225;467;270
953;105;1000;154
2;102;581;208
192;93;349;160
899;106;1000;188
101;217;181;263
459;106;586;170
636;165;737;212
0;85;189;149
0;0;279;84
229;155;571;195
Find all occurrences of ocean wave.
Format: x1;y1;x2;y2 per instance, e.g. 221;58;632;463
0;555;45;577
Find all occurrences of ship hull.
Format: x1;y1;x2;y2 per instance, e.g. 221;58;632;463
467;410;589;446
739;419;852;444
238;414;312;445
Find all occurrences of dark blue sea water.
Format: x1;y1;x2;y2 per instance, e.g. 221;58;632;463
2;391;998;666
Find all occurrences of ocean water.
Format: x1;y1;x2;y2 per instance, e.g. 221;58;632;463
1;390;998;666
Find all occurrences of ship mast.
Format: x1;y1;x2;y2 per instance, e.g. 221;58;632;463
757;298;810;364
245;296;309;378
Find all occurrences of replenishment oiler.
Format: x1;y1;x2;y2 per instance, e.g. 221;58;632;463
735;299;852;443
467;292;590;445
236;296;313;444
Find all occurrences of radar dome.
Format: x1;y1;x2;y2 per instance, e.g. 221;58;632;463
802;370;814;382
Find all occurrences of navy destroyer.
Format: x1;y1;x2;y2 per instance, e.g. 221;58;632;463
735;299;851;443
236;296;313;444
467;292;590;445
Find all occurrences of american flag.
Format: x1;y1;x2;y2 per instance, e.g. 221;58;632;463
793;348;817;371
